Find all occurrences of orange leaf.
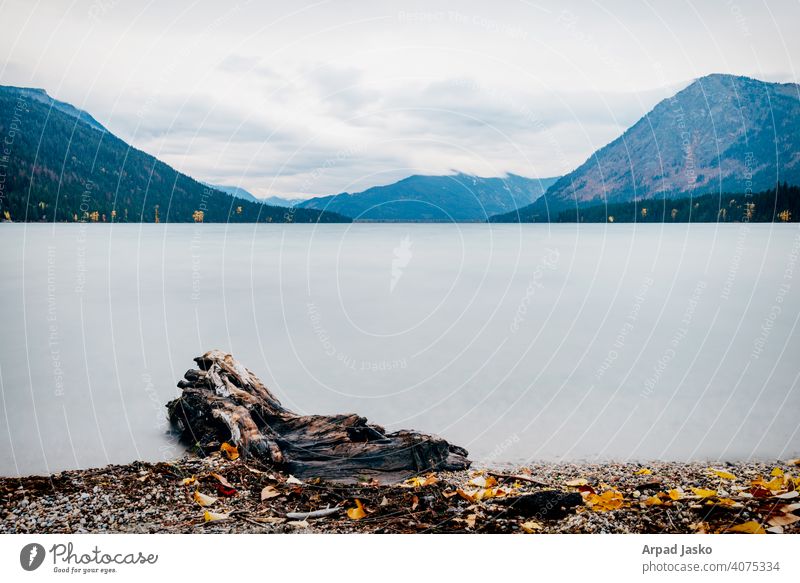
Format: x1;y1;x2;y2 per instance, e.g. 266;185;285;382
220;442;239;461
347;499;366;520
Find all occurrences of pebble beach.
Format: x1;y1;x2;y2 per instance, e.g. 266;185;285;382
2;455;798;534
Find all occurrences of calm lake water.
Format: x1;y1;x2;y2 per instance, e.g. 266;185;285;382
1;223;798;476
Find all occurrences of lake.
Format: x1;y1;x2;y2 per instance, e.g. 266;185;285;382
1;223;798;476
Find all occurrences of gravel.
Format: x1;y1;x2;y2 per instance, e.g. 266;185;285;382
1;456;797;534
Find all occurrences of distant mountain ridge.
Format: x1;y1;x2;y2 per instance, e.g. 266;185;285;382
297;173;559;221
491;74;800;222
0;86;349;223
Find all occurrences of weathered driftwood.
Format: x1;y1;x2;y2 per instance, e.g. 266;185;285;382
167;350;470;481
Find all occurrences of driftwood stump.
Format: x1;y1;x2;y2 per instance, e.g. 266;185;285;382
167;350;470;481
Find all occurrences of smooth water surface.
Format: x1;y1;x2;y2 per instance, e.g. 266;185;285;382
1;223;798;475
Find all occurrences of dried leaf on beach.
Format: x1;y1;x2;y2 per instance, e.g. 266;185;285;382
726;521;765;534
193;490;218;507
260;486;281;501
203;510;230;522
709;468;737;480
347;499;366;520
220;442;239;461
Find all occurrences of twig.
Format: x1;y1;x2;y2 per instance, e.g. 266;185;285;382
285;506;342;520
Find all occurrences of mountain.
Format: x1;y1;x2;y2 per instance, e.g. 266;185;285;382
296;173;559;221
491;74;800;222
263;196;303;207
201;183;260;204
0;86;349;223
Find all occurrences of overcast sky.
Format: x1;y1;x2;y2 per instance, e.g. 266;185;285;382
1;0;798;198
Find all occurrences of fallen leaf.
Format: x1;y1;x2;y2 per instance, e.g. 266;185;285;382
788;459;800;467
767;513;800;527
765;476;784;491
457;488;477;503
404;474;440;488
203;510;229;522
520;520;543;533
380;496;389;506
285;475;303;485
726;521;766;534
585;489;624;512
347;499;367;520
209;473;237;496
181;476;197;486
442;490;458;499
210;472;234;489
691;488;717;499
566;478;588;487
220;442;239;461
643;496;663;506
668;489;684;501
771;467;785;477
774;491;799;500
714;498;742;508
709;468;737;480
766;526;784;534
634;468;652;475
468;475;498;488
260;486;281;501
465;514;477;529
288;520;310;528
193;490;218;507
411;495;419;510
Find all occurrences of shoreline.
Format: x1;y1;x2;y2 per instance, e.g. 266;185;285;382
3;456;798;534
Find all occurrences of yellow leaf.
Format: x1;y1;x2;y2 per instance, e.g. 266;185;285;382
643;495;663;506
565;478;588;487
771;467;785;477
668;489;683;501
635;468;652;475
203;510;230;522
691;488;717;499
193;490;217;507
347;499;366;520
220;442;239;461
468;475;498;488
709;468;737;480
585;489;624;511
260;486;281;501
765;476;784;491
181;476;197;486
404;473;440;488
715;498;742;508
520;520;543;533
726;521;765;534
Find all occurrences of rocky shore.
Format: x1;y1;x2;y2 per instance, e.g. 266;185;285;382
2;455;798;534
